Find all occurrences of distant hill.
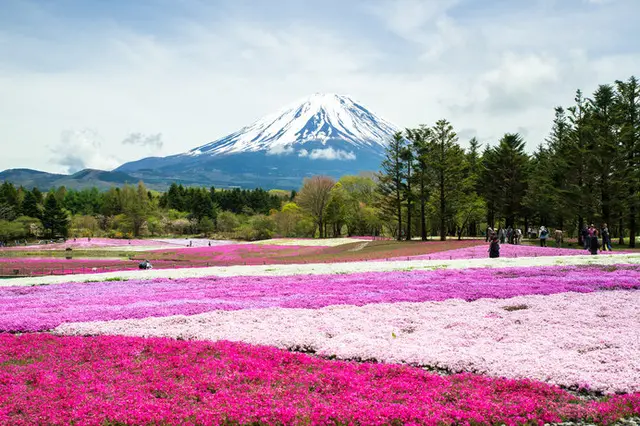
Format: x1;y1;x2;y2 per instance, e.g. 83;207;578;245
0;168;144;191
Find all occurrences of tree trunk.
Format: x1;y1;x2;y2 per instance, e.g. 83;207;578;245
439;172;446;242
619;217;624;245
406;162;412;241
630;197;637;248
396;187;402;242
577;216;584;246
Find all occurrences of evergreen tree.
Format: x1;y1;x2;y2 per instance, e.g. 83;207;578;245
42;193;69;238
483;133;529;228
400;132;415;241
408;127;432;241
428;120;466;241
21;190;42;219
615;76;640;247
378;132;406;240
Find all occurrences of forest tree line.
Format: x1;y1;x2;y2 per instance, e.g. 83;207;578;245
377;75;640;247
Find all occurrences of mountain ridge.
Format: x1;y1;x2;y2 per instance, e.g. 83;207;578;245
2;94;399;190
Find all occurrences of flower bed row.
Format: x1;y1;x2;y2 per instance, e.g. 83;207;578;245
56;290;640;394
0;257;204;277
5;252;640;288
393;243;630;260
0;238;173;251
2;265;639;332
1;334;638;425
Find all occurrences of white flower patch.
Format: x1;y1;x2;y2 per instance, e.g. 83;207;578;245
55;290;640;394
248;238;370;247
4;253;640;287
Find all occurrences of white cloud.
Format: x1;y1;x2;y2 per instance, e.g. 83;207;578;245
308;147;356;161
51;129;121;173
0;0;639;173
266;145;295;156
122;133;164;149
298;149;309;157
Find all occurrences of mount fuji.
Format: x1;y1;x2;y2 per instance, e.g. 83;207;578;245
116;93;400;189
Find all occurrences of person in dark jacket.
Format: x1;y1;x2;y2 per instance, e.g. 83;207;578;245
489;236;500;258
589;230;599;255
539;226;549;247
582;226;589;250
601;223;612;251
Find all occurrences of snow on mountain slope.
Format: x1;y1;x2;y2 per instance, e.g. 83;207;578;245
187;93;400;157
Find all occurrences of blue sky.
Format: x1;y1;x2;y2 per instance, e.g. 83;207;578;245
1;0;639;173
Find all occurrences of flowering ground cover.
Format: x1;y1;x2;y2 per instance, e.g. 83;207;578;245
150;238;235;247
250;237;373;246
4;251;640;287
148;243;325;264
0;237;175;251
2;264;638;332
57;290;640;394
0;243;325;276
2;241;639;424
391;243;631;260
1;334;639;426
0;256;196;277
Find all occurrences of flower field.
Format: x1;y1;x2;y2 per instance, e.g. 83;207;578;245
1;241;639;424
391;243;632;260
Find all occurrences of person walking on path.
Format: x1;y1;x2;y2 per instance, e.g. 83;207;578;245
554;229;563;248
489;236;500;258
590;229;600;255
499;227;506;244
539;226;549;247
601;223;612;251
485;226;493;242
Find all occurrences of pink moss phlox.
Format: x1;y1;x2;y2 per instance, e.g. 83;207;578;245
0;334;637;425
1;264;639;332
392;244;632;260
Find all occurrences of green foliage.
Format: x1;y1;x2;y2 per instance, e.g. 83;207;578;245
42;193;69;238
481;133;530;229
378;132;406;240
216;211;241;234
198;216;215;235
296;176;336;238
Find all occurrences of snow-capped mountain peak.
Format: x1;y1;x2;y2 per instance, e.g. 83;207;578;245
187;93;399;157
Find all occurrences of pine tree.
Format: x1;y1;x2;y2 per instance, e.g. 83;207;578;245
408;126;431;241
378;132;406;241
42;193;69;238
400;132;415;241
21;190;42;219
428;120;466;241
615;76;640;247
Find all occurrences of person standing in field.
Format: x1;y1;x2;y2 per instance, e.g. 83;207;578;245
590;229;599;255
539;226;549;247
601;223;612;251
489;236;500;258
499;227;506;244
554;229;563;248
587;224;596;251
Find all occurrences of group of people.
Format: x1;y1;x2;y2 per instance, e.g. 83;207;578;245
581;223;612;255
485;226;523;245
487;223;613;258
